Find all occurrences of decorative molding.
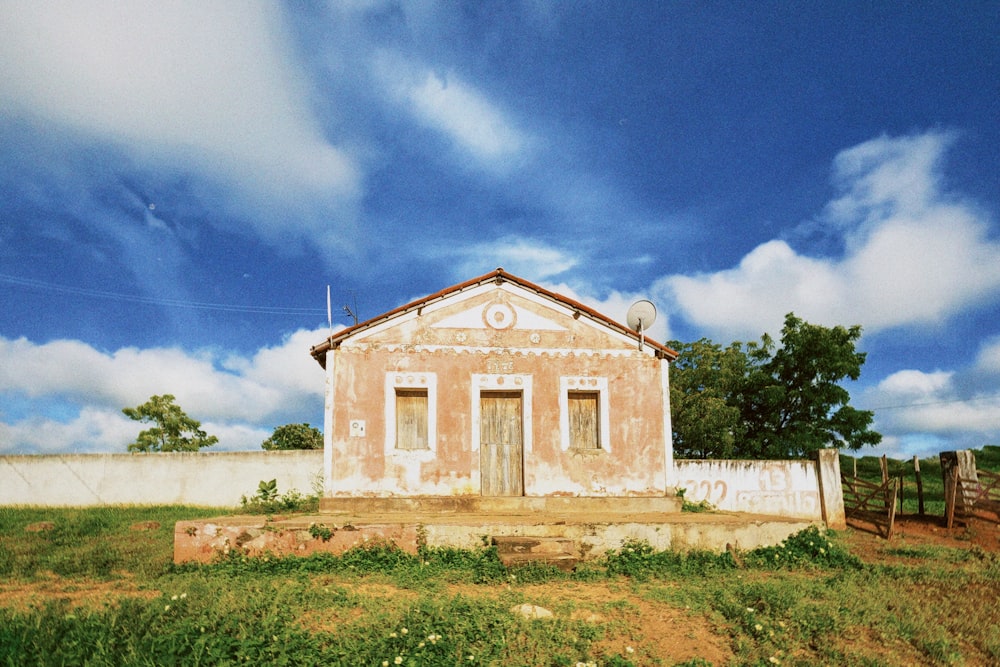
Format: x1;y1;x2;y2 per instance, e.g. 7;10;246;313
470;374;533;453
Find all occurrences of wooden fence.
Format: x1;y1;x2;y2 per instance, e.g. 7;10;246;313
945;465;1000;529
841;472;898;538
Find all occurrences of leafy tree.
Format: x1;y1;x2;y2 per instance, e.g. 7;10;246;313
741;313;881;458
669;313;881;459
261;423;323;450
122;394;218;452
667;338;746;458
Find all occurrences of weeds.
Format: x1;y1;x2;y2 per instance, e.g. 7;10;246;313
601;528;861;581
741;525;863;570
676;487;715;513
238;479;319;515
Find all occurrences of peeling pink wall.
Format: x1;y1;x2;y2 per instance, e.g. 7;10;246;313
325;286;672;498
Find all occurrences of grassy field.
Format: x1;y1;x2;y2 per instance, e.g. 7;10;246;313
1;449;999;666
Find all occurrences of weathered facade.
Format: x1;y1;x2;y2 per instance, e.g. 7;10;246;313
310;269;678;499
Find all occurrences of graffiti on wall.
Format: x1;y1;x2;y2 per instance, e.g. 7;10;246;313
680;462;819;516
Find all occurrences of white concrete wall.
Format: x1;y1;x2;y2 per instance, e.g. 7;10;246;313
1;449;840;523
675;458;823;520
0;451;324;507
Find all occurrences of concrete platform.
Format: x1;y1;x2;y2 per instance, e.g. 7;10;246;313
319;495;684;515
174;496;818;564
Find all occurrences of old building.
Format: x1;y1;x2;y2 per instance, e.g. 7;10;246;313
309;268;678;499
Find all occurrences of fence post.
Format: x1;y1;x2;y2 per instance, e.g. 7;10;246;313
898;472;904;514
815;449;846;530
941;450;979;520
945;466;958;530
913;455;924;517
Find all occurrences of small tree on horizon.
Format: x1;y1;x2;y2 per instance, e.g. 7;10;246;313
122;394;218;452
261;423;323;450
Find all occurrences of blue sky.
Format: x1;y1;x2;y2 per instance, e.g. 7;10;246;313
1;1;998;459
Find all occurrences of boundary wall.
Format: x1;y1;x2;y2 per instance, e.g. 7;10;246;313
0;451;324;507
1;448;845;528
675;449;845;528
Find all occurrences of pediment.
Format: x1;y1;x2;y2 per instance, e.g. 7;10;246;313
430;301;567;332
311;268;677;367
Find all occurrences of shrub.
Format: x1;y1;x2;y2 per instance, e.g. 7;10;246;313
238;480;319;514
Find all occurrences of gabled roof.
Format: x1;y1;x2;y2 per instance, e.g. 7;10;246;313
309;268;677;367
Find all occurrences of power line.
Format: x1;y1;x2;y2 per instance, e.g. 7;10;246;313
862;396;999;411
0;273;326;316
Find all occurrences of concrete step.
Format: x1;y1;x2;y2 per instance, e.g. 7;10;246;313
492;536;579;572
320;495;682;515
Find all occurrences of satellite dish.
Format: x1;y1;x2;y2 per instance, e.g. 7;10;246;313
627;300;656;332
626;300;657;351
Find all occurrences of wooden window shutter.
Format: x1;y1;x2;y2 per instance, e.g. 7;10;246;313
568;391;600;449
396;389;428;450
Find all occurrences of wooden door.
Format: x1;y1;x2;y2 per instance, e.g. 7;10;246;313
480;391;524;496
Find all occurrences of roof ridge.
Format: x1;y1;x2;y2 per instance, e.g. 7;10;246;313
309;268;677;365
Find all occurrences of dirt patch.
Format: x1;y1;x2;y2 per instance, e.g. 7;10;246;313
0;574;158;612
480;580;734;666
843;514;1000;563
298;578;734;665
297;579;422;634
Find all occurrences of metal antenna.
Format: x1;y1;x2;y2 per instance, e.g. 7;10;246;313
326;285;333;336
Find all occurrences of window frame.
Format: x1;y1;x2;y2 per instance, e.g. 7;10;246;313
394;388;429;451
384;372;437;460
559;376;610;452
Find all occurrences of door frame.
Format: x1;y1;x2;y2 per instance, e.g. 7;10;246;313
471;373;533;495
478;390;524;496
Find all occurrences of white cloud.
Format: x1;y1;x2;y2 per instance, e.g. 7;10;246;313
199;422;274;453
974;337;1000;374
449;236;577;282
0;408;275;454
866;368;1000;439
223;328;331;398
661;240;841;340
0;1;358;210
657;132;1000;340
825;132;947;228
375;53;527;165
408;71;526;160
876;369;953;399
0;407;136;454
0;329;328;453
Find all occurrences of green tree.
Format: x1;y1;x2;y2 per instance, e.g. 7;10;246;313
740;313;881;458
261;423;323;450
667;338;746;458
122;394;218;452
669;313;881;459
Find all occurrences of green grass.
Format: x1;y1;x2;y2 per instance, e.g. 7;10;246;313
0;505;223;579
2;505;1000;666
